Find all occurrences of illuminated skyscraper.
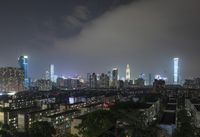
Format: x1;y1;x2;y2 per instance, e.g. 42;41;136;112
126;64;131;81
18;55;29;89
50;64;54;82
173;58;179;84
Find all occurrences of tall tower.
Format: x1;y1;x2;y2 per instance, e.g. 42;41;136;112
173;58;179;84
18;55;29;89
50;64;54;82
126;64;131;81
112;68;118;88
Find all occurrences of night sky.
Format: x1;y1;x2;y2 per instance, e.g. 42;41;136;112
0;0;200;82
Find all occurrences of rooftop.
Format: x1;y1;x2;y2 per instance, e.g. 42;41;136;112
46;109;80;118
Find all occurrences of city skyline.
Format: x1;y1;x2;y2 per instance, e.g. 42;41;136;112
0;0;200;80
3;55;182;83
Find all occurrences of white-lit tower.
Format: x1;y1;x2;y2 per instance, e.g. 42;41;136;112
173;58;179;84
50;64;54;82
126;64;131;81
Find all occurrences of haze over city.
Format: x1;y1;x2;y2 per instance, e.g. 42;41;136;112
1;1;200;137
0;0;200;80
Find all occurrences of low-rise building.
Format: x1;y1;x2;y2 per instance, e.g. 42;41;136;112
44;109;81;137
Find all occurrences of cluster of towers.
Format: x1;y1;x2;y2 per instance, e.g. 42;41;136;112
87;64;132;89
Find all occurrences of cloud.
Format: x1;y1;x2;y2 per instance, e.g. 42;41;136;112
62;6;90;29
54;0;200;79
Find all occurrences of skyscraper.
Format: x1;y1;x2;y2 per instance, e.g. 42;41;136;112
91;73;97;89
50;64;54;82
112;68;118;88
18;55;29;89
126;64;131;81
173;58;179;84
99;73;109;88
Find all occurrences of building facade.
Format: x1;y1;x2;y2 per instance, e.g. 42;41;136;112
173;58;179;85
0;67;24;92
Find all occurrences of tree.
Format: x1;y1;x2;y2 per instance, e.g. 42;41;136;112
174;109;196;137
29;121;56;137
77;110;115;137
0;123;14;137
111;102;158;137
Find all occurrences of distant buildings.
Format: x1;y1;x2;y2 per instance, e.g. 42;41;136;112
0;67;24;92
134;78;145;87
35;79;52;91
18;55;29;89
56;77;81;90
184;78;200;89
153;79;166;92
45;70;50;80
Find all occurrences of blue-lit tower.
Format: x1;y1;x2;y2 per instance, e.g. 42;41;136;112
173;58;179;84
18;55;29;89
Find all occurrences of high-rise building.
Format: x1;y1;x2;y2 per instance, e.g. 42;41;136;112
91;73;97;89
173;58;179;84
126;64;131;81
148;73;152;85
112;68;118;88
0;67;24;92
18;55;29;89
99;73;109;88
50;64;54;82
86;73;91;88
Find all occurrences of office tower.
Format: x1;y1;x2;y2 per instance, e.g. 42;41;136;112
112;68;118;88
86;73;90;87
50;64;54;82
126;64;131;81
107;71;112;80
86;73;91;88
173;58;179;84
149;73;152;85
18;55;29;89
91;73;97;89
0;67;24;92
99;73;109;88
